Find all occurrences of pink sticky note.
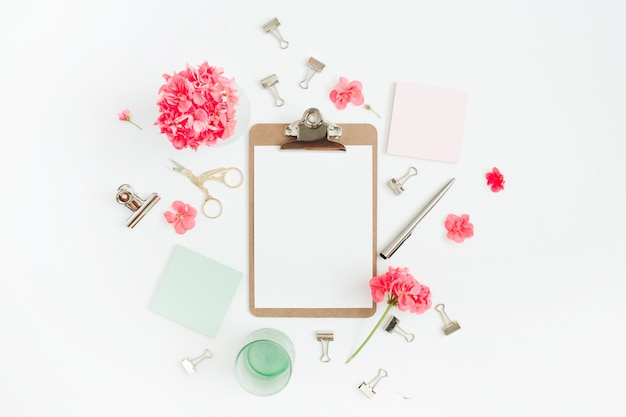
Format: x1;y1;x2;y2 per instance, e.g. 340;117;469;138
387;82;468;163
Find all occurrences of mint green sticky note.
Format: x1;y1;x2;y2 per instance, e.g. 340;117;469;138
151;245;243;338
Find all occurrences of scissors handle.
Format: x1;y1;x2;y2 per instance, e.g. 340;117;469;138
202;196;223;219
197;167;244;188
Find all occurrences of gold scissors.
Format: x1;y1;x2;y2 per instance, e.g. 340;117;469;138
170;159;244;218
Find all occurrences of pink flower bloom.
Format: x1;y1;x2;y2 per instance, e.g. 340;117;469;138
369;273;393;303
118;109;131;121
329;76;365;110
445;213;474;243
164;201;197;234
388;269;432;313
118;109;142;130
386;266;411;280
411;284;432;314
391;274;421;312
155;61;238;150
347;266;432;364
486;167;505;192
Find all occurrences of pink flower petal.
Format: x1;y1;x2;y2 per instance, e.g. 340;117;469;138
338;76;350;88
171;200;186;214
351;92;365;106
164;211;177;223
173;222;187;234
180;216;196;230
348;80;363;91
445;214;460;229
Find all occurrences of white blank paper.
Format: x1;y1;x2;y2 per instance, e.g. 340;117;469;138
253;146;374;309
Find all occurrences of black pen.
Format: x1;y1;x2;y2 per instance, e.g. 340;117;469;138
380;178;455;259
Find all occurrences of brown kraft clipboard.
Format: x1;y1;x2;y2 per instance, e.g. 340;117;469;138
248;121;378;318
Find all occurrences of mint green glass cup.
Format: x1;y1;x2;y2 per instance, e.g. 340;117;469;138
234;328;295;396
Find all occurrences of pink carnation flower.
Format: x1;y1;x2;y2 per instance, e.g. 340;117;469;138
164;201;197;234
155;62;238;150
445;213;474;243
329;77;365;110
486;167;505;192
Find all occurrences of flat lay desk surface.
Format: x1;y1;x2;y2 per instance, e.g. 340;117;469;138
2;1;626;416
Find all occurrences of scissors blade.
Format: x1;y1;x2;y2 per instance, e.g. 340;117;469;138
170;159;186;173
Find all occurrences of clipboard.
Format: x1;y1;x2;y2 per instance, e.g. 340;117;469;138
249;108;377;317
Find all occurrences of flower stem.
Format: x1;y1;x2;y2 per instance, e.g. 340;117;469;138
364;104;381;118
345;303;393;364
128;119;143;130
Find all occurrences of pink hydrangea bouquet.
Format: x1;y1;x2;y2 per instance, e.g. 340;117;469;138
155;61;239;150
346;266;432;364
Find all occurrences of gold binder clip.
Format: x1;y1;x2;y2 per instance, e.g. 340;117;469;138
316;330;334;362
181;348;213;375
282;108;344;151
384;315;415;342
299;57;325;89
115;184;160;228
263;17;289;49
435;303;461;335
358;368;388;399
388;166;418;195
261;74;285;107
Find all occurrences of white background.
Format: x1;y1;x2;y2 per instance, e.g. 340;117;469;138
1;1;625;416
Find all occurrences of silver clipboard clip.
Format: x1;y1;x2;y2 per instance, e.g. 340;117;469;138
384;315;415;342
358;368;388;399
181;348;213;375
282;108;344;151
263;17;289;49
435;304;461;335
261;74;285;107
388;167;418;195
316;330;334;362
299;57;325;89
